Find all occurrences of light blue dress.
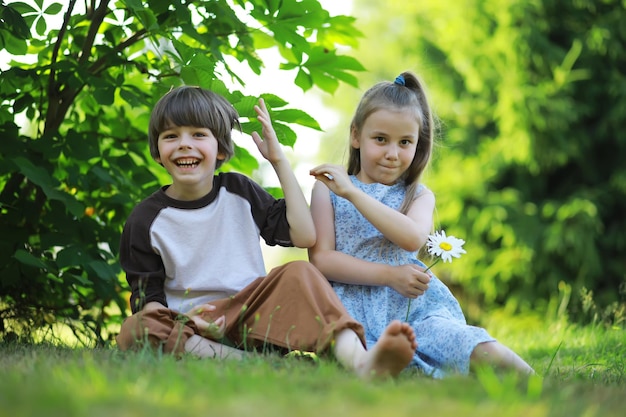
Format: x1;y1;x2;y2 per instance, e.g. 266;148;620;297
330;176;495;378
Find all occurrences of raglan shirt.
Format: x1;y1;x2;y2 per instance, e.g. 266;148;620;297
120;172;292;314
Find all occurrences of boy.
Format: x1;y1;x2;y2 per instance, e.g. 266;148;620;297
116;86;416;379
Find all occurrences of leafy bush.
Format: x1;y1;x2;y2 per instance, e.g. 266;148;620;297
346;0;626;322
0;0;363;344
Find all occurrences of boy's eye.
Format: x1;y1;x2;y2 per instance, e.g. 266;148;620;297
375;136;385;142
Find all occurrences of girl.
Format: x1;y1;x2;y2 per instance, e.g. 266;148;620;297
308;71;534;378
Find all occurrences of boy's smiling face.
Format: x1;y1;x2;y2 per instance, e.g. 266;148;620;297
156;124;225;200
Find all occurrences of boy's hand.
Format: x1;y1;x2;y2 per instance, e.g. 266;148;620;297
251;98;285;165
187;303;226;339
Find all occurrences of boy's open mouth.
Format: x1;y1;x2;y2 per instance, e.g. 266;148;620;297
175;158;200;168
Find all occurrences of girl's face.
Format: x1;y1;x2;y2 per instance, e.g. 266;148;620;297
351;108;419;185
156;124;225;200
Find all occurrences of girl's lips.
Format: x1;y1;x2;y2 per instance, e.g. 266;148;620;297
379;164;399;170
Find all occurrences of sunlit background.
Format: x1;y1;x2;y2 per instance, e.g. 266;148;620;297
2;0;623;340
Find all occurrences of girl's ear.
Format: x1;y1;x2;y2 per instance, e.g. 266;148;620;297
217;151;226;161
350;127;361;149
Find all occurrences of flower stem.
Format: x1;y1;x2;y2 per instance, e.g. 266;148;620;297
404;258;440;322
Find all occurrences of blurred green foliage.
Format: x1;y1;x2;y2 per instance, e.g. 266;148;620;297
337;0;626;323
0;0;363;344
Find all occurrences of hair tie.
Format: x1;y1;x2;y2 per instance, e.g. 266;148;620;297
394;74;405;86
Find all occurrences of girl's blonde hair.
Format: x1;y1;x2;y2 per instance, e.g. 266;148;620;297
347;71;435;213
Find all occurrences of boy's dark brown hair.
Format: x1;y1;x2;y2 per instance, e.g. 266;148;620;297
148;86;240;169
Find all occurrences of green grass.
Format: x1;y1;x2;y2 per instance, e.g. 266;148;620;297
1;314;624;417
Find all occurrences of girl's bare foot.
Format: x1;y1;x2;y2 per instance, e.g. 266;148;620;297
357;320;417;379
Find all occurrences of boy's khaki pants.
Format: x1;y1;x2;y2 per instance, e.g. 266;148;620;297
116;261;365;355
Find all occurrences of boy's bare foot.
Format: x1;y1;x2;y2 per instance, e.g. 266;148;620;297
357;320;417;379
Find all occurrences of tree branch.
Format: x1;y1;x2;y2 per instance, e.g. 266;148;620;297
78;0;110;65
45;0;77;132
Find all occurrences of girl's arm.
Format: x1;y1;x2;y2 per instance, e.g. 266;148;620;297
251;99;316;248
309;164;435;251
308;180;429;298
346;186;434;251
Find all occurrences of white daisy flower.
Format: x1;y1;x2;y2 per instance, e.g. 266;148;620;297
405;230;466;322
426;230;466;263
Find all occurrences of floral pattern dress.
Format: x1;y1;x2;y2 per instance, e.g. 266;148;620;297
329;176;495;378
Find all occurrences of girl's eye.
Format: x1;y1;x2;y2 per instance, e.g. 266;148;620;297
401;139;412;146
375;136;385;143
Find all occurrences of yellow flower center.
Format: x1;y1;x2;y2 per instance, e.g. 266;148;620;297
439;242;452;251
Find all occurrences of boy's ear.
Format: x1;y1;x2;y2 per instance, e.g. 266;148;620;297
154;154;165;167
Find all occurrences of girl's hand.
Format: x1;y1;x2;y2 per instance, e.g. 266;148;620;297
251;98;285;165
310;164;357;198
387;264;431;298
187;303;226;339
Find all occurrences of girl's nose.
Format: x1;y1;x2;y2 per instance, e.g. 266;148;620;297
385;145;399;159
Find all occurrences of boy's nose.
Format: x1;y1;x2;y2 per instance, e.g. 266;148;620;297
178;134;193;148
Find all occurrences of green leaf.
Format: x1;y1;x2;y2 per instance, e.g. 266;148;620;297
318;15;363;48
92;85;116;106
44;3;63;15
14;249;49;270
14;157;84;217
329;54;366;72
1;34;28;56
232;96;261;118
65;272;92;286
1;4;31;39
264;186;284;199
294;68;313;91
251;30;276;49
259;94;288;108
124;0;143;9
271;109;321;131
7;2;37;15
273;121;297;147
225;145;259;175
135;8;158;31
14;156;56;189
308;69;339;94
277;43;301;65
90;165;117;185
88;260;116;280
264;0;282;14
66;130;100;160
172;39;196;64
56;246;85;269
35;15;47;36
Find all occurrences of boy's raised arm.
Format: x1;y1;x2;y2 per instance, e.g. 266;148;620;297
250;99;316;248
